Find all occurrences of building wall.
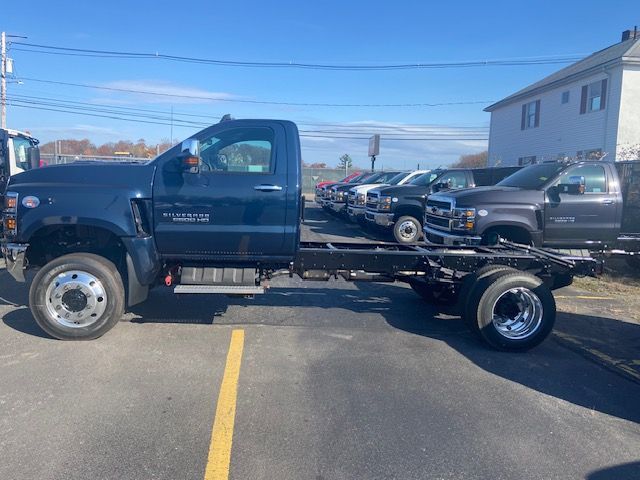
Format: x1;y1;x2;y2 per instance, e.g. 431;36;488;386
616;65;640;158
487;67;624;166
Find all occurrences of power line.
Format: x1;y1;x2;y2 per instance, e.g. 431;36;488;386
11;41;584;70
18;77;494;108
8;101;487;141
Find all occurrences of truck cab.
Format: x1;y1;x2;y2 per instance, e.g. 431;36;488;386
0;129;41;195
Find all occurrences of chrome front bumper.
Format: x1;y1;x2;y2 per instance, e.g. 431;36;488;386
365;211;394;227
422;224;481;246
1;242;28;282
329;201;347;214
347;206;365;219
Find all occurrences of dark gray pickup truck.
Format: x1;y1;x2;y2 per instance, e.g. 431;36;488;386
424;160;640;254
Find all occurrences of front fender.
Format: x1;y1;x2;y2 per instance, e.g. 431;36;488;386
475;205;539;234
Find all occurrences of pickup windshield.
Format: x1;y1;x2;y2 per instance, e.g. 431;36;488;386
497;163;567;189
409;172;439;186
371;171;402;184
387;172;410;185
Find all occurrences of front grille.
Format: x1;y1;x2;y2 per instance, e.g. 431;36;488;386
425;214;450;229
426;198;452;211
366;192;379;210
347;192;356;206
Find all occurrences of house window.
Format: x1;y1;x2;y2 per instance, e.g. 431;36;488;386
580;80;607;114
520;100;540;130
561;91;570;104
518;156;537;166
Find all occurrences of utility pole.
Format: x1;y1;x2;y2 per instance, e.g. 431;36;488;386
1;31;6;129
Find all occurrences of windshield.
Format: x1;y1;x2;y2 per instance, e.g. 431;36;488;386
387;172;409;185
409;172;439;186
347;174;367;183
371;171;401;184
497;163;567;189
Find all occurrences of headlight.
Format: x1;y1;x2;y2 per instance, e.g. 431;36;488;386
336;191;345;201
451;207;476;230
4;192;18;213
357;193;366;205
379;196;392;210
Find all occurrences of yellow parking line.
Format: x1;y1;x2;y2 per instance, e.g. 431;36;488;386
204;329;245;480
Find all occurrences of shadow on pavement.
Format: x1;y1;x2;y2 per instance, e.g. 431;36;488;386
2;266;639;425
586;461;640;480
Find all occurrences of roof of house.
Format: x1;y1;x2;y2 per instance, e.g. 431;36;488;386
485;37;640;112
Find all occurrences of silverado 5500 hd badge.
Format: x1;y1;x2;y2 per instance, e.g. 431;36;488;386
162;212;210;223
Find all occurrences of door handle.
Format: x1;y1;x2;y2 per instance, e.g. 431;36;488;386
602;199;615;205
254;184;283;192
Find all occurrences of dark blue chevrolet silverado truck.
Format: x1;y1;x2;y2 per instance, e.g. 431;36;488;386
1;119;598;350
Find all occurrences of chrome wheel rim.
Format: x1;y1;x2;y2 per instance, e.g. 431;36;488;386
398;220;417;241
45;270;107;328
491;287;543;339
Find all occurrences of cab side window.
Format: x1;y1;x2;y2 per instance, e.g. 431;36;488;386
556;165;607;193
199;127;274;174
441;171;468;189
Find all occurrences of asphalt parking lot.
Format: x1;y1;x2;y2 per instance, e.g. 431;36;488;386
1;203;640;480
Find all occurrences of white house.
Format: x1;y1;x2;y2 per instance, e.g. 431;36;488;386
486;29;640;166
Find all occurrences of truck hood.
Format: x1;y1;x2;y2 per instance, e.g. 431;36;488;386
373;184;425;197
8;162;157;197
437;186;545;207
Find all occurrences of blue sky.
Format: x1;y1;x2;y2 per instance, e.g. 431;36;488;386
3;0;638;169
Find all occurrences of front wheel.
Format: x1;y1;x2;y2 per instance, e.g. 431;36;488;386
464;270;556;351
393;216;422;244
29;253;125;340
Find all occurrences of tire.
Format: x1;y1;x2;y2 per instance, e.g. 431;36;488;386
464;270;556;351
408;278;458;306
393;216;422;244
457;265;516;310
29;253;125;340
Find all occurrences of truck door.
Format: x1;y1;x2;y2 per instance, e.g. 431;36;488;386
153;122;290;260
544;164;618;245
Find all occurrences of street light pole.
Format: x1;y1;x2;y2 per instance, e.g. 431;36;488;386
1;31;6;129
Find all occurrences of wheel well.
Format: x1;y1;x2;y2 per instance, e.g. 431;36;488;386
26;225;126;269
394;206;423;224
482;225;532;245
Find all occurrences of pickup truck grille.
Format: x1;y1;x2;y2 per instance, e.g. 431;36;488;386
424;214;451;229
425;197;454;232
366;192;379;210
347;191;356;206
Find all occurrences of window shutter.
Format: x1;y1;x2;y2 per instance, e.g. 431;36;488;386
534;100;541;127
521;104;526;130
600;79;607;110
580;85;588;114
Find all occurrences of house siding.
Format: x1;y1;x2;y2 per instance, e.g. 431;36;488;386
617;65;640;156
487;67;625;166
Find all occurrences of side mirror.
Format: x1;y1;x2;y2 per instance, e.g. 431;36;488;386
27;146;41;170
180;139;200;173
431;181;449;193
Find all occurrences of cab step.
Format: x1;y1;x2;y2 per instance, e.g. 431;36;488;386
174;285;265;295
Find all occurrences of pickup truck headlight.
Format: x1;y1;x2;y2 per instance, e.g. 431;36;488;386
379;196;393;211
336;191;345;201
3;192;19;236
357;193;366;205
451;207;476;231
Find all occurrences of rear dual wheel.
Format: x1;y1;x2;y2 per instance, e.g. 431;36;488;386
29;253;125;340
463;268;555;351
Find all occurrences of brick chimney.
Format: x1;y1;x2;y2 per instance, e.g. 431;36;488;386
622;27;639;42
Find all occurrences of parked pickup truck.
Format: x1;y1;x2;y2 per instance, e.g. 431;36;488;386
315;172;374;207
347;170;429;223
0;129;40;202
423;160;640;254
365;166;520;244
329;170;402;216
1;118;598;351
